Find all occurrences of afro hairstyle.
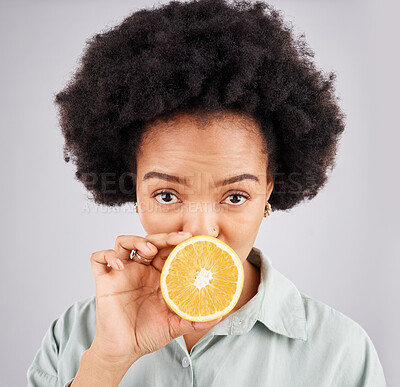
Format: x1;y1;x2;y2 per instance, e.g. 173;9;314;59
54;0;346;211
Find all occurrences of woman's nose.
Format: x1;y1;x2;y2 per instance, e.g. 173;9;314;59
181;202;219;237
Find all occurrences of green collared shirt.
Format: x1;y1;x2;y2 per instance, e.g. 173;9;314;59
27;247;387;386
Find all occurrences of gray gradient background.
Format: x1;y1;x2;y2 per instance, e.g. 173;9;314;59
0;0;398;386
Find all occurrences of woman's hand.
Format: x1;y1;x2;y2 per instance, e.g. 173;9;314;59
88;231;223;369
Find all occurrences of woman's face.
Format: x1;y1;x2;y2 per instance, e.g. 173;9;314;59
135;111;274;263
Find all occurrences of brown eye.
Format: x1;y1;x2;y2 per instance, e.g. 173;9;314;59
152;190;179;204
223;193;250;206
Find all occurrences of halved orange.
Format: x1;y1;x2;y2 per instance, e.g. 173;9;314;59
160;235;244;322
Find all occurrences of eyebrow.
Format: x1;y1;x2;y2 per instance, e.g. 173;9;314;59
142;171;260;186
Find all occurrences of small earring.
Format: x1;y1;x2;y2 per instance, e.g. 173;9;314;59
134;202;138;213
264;201;271;218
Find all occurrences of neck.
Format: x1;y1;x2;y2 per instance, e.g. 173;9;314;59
233;258;261;312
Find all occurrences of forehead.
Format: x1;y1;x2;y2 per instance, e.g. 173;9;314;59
137;111;267;173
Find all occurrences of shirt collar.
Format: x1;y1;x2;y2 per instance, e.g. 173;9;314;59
247;246;308;341
208;246;308;341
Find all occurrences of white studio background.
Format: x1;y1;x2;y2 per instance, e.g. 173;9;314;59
0;0;398;386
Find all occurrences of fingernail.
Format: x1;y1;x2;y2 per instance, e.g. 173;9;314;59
116;259;124;270
178;231;191;235
146;242;156;252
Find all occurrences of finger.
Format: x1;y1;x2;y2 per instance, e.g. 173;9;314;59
148;232;193;272
151;245;176;272
169;313;223;339
90;249;124;277
114;232;192;264
132;251;153;266
114;235;158;263
145;231;193;251
188;318;224;333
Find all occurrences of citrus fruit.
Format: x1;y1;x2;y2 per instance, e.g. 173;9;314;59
160;235;244;322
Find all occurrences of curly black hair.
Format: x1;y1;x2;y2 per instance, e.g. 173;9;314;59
54;0;345;211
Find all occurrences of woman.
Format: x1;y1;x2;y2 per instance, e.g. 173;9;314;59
27;0;387;386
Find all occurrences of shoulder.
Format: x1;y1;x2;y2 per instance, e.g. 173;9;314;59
27;296;97;386
56;296;96;326
301;293;370;345
300;293;387;386
39;295;97;350
48;296;96;338
54;296;96;348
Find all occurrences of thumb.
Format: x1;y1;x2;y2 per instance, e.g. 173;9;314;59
178;315;224;336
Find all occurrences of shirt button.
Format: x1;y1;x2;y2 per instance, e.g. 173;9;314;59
238;320;243;325
181;356;190;368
